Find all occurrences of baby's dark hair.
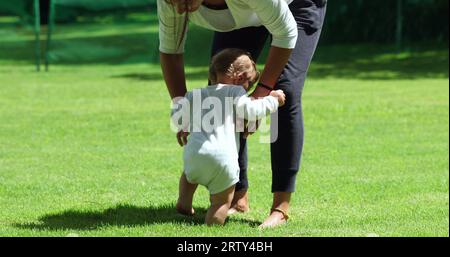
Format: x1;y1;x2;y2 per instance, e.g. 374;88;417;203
209;48;258;85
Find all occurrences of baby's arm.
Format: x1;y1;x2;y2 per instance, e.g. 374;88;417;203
235;89;285;121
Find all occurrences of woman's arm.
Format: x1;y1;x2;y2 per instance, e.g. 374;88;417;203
251;46;292;98
245;0;297;98
157;0;190;99
160;52;187;99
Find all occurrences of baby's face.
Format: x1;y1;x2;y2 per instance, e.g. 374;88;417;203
232;55;260;91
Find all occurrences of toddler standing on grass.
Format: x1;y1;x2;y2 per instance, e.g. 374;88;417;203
171;48;286;225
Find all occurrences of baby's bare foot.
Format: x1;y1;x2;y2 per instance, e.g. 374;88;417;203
228;190;250;215
176;201;195;216
228;204;249;215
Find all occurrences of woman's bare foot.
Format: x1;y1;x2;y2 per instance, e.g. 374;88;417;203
176;201;195;216
259;192;291;228
259;209;288;229
227;190;250;215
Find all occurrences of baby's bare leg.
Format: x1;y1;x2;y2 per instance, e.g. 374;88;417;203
176;173;198;216
206;185;235;225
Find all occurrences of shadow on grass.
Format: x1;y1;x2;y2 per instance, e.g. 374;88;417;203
111;69;209;82
0;18;448;80
14;203;260;231
0;23;213;67
308;44;449;80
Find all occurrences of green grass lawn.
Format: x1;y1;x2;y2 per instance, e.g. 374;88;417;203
0;15;448;237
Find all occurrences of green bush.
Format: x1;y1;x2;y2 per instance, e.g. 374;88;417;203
321;0;448;44
1;0;448;44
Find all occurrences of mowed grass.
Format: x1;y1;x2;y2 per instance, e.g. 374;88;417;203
0;16;448;237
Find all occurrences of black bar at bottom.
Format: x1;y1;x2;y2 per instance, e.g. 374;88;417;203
0;237;447;256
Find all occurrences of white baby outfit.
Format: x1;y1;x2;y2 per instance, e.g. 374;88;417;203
172;84;279;194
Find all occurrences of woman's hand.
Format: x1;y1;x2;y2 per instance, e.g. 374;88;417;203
171;0;203;14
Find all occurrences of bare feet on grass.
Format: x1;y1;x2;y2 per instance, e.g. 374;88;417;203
259;192;291;229
176;200;195;216
227;190;250;215
259;210;288;229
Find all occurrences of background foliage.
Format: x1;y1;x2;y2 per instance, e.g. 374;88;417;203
1;0;448;44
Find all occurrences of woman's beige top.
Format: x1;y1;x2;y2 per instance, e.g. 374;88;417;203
157;0;297;54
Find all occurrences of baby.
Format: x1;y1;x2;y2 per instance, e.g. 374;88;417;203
171;48;286;225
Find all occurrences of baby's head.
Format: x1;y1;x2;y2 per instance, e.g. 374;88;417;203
209;48;260;91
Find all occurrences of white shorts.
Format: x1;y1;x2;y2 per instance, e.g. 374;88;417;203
183;150;239;195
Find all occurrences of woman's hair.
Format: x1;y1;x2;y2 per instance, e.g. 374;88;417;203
209;48;258;84
164;0;190;51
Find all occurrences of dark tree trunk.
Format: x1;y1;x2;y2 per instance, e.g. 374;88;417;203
39;0;50;25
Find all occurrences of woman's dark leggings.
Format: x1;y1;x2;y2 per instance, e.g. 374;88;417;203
210;0;326;193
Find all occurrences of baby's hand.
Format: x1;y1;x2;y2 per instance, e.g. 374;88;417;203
270;90;286;107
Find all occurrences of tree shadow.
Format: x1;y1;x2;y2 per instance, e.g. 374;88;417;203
13;203;260;231
111;69;209;82
1;18;448;80
111;72;165;81
0;22;213;67
307;44;449;80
